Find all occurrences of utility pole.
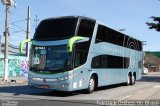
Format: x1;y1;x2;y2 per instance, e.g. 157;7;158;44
1;0;16;81
34;15;39;29
26;6;30;58
4;4;10;81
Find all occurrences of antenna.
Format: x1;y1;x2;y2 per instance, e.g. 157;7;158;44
34;15;39;28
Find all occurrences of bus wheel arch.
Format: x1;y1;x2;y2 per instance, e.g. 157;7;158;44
87;73;98;94
92;73;98;89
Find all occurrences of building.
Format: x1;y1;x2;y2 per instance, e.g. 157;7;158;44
144;51;160;72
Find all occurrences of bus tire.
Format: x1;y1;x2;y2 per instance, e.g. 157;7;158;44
125;74;131;86
87;76;95;94
131;75;136;85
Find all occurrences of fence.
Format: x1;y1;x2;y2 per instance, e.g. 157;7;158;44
0;54;29;78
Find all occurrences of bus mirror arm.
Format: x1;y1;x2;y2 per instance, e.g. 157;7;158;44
19;39;32;54
67;36;89;52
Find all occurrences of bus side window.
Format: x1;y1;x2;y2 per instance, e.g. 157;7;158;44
101;56;108;68
74;50;87;68
74;51;81;67
91;56;101;68
77;19;95;37
95;25;105;43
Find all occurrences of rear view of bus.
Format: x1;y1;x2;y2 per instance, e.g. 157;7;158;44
28;16;143;93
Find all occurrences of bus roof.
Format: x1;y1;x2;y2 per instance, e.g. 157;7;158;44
42;15;96;22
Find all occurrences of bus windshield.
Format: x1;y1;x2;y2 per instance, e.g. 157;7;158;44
30;45;72;73
34;17;78;40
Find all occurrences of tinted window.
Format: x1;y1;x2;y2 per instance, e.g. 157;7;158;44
138;41;142;51
124;36;142;51
96;25;124;46
95;25;107;43
30;45;72;73
34;18;78;40
74;19;95;68
91;55;129;69
96;25;142;51
77;19;95;37
116;32;125;46
74;50;88;67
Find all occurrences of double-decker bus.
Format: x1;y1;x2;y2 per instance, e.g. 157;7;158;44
20;16;143;93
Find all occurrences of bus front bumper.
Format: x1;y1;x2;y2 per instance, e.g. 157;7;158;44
28;78;73;91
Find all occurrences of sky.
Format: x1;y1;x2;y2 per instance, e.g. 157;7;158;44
0;0;160;51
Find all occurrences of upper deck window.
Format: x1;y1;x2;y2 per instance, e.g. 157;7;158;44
77;19;95;37
34;18;78;40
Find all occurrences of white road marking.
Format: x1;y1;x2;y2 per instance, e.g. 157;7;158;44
121;95;133;100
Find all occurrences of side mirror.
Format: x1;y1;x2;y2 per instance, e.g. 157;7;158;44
67;36;90;52
19;39;32;54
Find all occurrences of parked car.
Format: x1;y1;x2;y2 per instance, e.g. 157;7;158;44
142;67;149;75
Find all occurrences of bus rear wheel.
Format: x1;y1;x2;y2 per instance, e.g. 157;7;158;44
87;76;95;94
126;74;132;86
131;75;136;85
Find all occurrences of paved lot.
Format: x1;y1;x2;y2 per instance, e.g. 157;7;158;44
0;72;160;106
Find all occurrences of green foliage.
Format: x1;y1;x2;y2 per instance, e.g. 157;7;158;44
146;16;160;32
146;51;160;58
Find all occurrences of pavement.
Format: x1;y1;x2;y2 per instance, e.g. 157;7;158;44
0;72;160;106
0;77;28;85
147;71;160;75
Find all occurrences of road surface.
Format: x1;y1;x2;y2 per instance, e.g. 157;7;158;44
0;72;160;106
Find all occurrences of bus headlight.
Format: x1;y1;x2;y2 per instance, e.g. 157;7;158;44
57;74;73;81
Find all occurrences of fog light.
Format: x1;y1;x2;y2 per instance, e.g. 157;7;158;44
62;83;70;88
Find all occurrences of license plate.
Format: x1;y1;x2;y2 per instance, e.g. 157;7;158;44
38;85;49;89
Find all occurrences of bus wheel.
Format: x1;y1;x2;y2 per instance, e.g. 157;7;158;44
87;76;95;94
131;75;136;85
126;75;131;86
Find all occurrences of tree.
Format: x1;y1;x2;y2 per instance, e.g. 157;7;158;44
146;16;160;32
